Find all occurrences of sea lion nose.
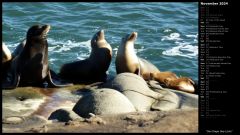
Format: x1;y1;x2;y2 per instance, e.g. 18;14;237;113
98;29;105;39
132;32;137;36
42;25;51;31
43;25;50;29
184;84;195;93
132;32;138;38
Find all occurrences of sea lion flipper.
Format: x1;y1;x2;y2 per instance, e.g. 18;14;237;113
46;70;73;88
2;72;20;90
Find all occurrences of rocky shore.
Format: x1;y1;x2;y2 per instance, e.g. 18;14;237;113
2;73;198;133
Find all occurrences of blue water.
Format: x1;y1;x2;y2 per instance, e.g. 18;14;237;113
2;2;198;81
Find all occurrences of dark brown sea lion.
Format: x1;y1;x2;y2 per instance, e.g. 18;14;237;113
59;30;112;84
115;32;196;93
2;25;72;89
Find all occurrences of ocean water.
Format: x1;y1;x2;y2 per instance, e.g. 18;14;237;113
2;2;198;81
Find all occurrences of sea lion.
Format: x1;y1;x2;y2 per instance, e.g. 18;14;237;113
2;42;13;81
2;24;73;89
149;72;195;93
2;42;12;63
59;30;112;84
115;32;196;93
12;40;26;58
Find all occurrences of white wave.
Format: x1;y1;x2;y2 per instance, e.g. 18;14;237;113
48;38;91;52
135;46;145;53
47;38;92;60
76;53;90;60
162;43;198;59
161;33;183;41
113;47;118;56
163;28;172;33
186;34;198;38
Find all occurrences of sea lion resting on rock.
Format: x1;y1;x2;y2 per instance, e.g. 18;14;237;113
59;30;112;84
2;25;73;89
115;32;196;93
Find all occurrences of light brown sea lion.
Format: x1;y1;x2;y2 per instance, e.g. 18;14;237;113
149;72;195;93
2;25;73;89
59;30;112;84
2;42;13;81
2;42;12;63
115;32;196;93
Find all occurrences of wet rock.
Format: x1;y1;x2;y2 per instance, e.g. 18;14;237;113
73;88;136;118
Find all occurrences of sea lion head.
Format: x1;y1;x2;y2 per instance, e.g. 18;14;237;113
25;25;51;56
121;32;138;45
27;25;51;40
149;72;178;84
91;30;105;48
166;77;195;93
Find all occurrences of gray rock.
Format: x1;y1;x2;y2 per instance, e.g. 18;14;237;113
73;88;136;118
109;73;179;111
169;89;198;109
48;108;83;122
2;115;48;131
148;80;198;109
151;89;180;111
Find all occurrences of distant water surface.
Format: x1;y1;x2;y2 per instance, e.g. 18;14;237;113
2;2;198;81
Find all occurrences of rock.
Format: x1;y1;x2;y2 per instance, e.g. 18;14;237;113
2;115;48;133
84;114;106;125
2;87;46;118
73;88;136;118
48;108;83;122
151;89;180;111
2;116;25;124
148;80;198;109
108;73;179;111
168;89;198;109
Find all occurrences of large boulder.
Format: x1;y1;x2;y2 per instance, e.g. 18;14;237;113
108;73;180;111
73;88;136;118
148;80;198;109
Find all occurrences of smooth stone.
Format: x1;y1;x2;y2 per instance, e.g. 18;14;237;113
3;116;25;124
109;73;179;111
168;89;198;109
151;89;180;111
73;88;136;118
148;80;198;109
